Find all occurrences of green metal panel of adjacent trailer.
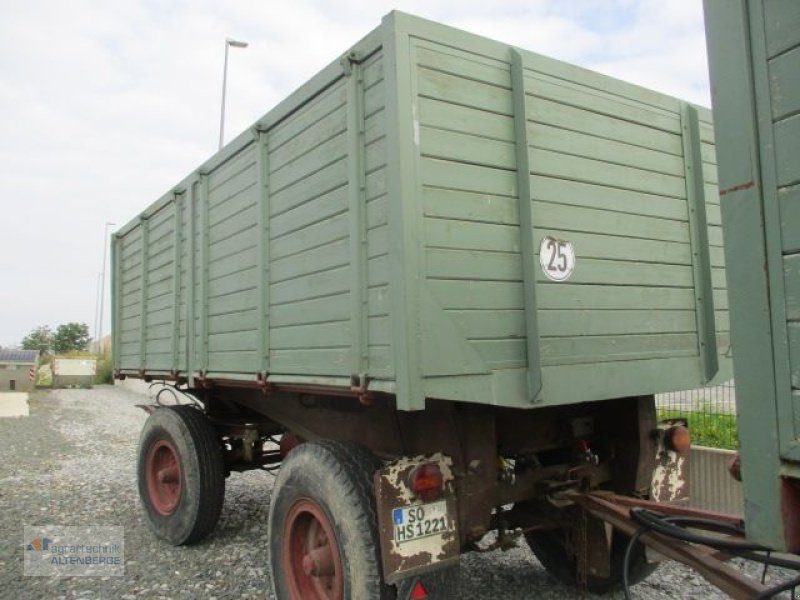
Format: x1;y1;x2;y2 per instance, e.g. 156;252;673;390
704;0;800;551
112;11;731;412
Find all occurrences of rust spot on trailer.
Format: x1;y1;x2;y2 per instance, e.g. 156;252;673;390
780;477;800;552
719;180;755;196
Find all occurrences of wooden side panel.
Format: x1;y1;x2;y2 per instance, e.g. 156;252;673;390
408;34;724;398
118;225;143;370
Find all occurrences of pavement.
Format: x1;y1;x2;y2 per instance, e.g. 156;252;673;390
0;392;29;418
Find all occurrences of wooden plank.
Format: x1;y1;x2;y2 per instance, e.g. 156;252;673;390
428;279;697;311
208;330;258;353
207;311;257;335
682;102;718;381
770;44;800;121
269;131;348;193
268;105;347;173
345;53;369;379
385;17;425;410
268;81;347;151
270;158;348;216
420;157;517;198
138;216;150;370
420;125;515;170
207;250;257;282
271;292;350;327
790;322;800;389
525;74;681;134
208;191;257;231
532;201;690;244
418;96;513;142
170;195;186;372
780;185;800;252
270;348;350;376
415;42;509;88
529;96;683;156
205;351;258;373
208;145;256;193
271;185;347;238
764;0;800;58
255;129;270;375
271;238;349;283
271;321;350;350
426;248;695;287
425;217;694;265
529;122;685;177
423;187;519;225
207;266;257;297
207;288;256;316
785;253;800;321
270;265;350;305
531;149;688;199
208;231;257;265
446;308;697;338
417;65;512;116
208;163;256;210
774;113;800;187
539;333;699;366
511;48;543;402
270;212;349;261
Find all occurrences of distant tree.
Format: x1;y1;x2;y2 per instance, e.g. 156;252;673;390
21;325;54;356
53;322;91;354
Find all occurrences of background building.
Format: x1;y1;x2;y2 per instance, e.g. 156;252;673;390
0;349;39;392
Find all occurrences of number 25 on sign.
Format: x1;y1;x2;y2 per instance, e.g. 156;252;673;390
539;236;576;282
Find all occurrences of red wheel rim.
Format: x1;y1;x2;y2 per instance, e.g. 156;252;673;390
282;498;344;600
145;439;182;515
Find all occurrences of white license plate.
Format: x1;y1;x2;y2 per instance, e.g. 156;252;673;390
392;500;452;543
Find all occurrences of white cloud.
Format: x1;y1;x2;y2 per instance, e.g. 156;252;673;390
0;0;712;346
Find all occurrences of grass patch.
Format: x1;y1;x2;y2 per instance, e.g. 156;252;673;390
658;409;738;450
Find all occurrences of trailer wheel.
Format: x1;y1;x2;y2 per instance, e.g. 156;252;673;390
268;440;393;600
137;405;225;545
525;528;656;594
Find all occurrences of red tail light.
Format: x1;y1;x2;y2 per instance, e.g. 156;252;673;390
408;463;443;502
666;425;691;455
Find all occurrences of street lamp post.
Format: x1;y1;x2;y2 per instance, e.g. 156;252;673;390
219;37;249;150
98;221;115;356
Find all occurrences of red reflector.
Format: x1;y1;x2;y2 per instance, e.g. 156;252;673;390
410;580;428;600
409;463;444;502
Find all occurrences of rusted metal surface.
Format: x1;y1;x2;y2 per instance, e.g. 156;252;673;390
651;420;690;503
374;454;460;584
569;492;767;599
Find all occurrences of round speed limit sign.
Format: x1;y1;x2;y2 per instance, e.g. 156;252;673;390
539;236;576;282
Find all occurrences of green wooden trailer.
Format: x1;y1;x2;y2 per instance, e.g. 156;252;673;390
115;11;736;598
705;0;800;553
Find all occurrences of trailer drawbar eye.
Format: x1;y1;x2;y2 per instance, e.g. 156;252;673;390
408;463;444;502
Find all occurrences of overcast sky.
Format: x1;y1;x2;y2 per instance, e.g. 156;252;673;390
0;0;711;348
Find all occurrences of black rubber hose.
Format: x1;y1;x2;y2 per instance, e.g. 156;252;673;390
630;508;767;551
621;509;800;599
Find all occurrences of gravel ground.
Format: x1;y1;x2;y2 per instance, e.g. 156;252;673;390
0;386;795;599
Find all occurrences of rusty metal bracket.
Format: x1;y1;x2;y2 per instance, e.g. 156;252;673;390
567;492;767;599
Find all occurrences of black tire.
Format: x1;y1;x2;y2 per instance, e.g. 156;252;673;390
137;405;225;545
526;528;657;594
268;439;394;600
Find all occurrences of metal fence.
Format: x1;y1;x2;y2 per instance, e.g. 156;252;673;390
655;380;738;450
